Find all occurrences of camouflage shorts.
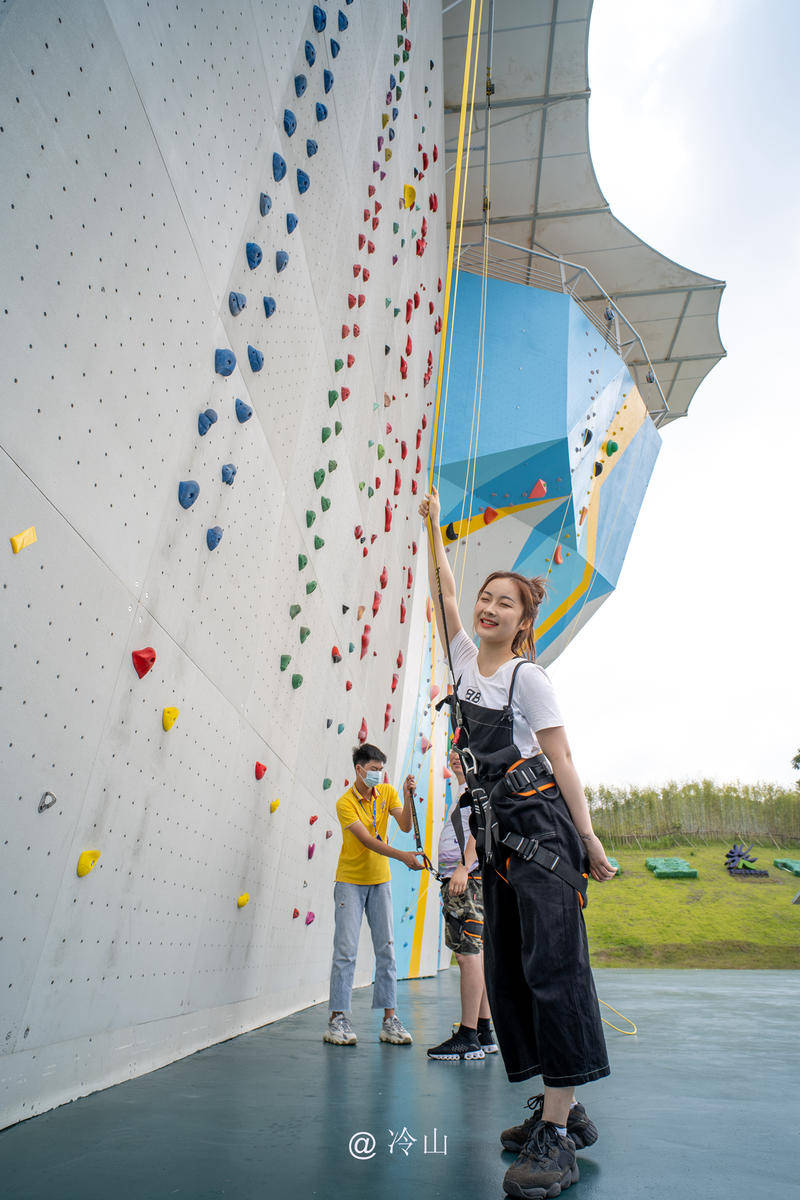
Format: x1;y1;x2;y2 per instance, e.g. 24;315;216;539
440;875;484;955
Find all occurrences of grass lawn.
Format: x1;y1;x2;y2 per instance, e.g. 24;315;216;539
584;841;800;968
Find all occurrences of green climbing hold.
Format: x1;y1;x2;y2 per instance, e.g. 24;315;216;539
306;580;317;595
291;674;303;690
334;358;344;372
300;626;311;643
385;297;392;308
400;13;406;28
348;642;355;653
323;778;332;790
368;486;374;498
321;496;331;512
397;34;403;47
314;468;325;489
377;445;385;460
411;229;416;239
289;604;301;619
393;222;399;234
402;50;409;62
373;402;379;411
393;53;400;65
606;440;619;455
359;481;366;491
334;420;343;435
368;439;374;447
298;553;308;570
322;427;332;442
280;654;292;671
328;389;338;406
337;723;345;734
399;70;405;82
328;459;337;472
306;510;316;527
314;535;324;549
400;238;406;247
393;308;400;317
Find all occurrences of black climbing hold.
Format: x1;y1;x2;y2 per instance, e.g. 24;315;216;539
286;212;298;234
445;522;457;542
316;102;328;122
276;249;289;272
246;242;263;270
178;480;200;509
297;169;310;194
263;295;276;318
342;604;349;613
207;526;223;551
215;349;236;376
248;344;264;372
259;192;272;216
593;461;604;477
337;9;348;31
313;5;326;32
284;109;297;137
582;428;593;447
294;74;307;98
305;40;316;67
221;463;237;485
326;718;333;728
306;138;318;157
330;38;340;57
384;344;390;355
229;291;247;315
235;398;253;423
324;68;334;93
273;152;287;182
198;408;218;436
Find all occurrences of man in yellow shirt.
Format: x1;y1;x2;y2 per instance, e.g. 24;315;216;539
323;742;425;1047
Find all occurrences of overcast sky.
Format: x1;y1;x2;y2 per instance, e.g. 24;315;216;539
546;0;800;789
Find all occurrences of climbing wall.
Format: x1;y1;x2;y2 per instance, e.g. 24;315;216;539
0;0;446;1127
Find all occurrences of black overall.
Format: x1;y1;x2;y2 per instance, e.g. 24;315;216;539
456;663;610;1087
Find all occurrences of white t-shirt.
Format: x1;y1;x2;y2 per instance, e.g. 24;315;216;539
437;779;478;873
449;628;564;756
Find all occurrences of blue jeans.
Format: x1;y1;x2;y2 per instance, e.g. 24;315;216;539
328;881;397;1013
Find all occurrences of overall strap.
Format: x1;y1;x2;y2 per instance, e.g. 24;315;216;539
506;658;531;707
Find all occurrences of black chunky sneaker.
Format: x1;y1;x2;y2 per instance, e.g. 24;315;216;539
478;1023;499;1053
427;1029;485;1060
501;1095;598;1153
503;1120;578;1199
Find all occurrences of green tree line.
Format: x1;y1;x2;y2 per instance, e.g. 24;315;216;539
586;780;800;845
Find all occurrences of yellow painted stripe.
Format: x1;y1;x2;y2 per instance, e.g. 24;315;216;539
441;495;569;542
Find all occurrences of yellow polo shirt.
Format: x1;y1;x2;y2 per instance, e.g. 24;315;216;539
335;782;403;884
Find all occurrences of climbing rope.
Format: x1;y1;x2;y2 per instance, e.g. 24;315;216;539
600;1000;637;1035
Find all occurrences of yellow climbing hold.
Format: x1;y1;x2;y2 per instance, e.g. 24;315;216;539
10;526;37;554
384;147;392;162
162;706;179;731
382;112;389;129
270;798;280;814
237;893;250;908
77;850;101;878
403;184;416;208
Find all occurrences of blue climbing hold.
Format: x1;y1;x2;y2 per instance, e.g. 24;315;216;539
248;344;264;372
306;138;318;157
221;464;237;486
235;398;253;423
286;212;298;234
324;69;334;93
273;152;287;182
388;127;395;141
215;349;236;376
259;192;272;216
206;526;223;551
297;169;310;194
392;107;398;120
330;38;340;58
294;74;307;98
276;249;289;272
315;102;328;122
228;290;247;316
283;109;297;137
178;480;200;509
313;5;326;32
305;40;316;67
198;408;218;437
337;10;348;31
246;242;262;270
389;74;396;90
263;295;276;318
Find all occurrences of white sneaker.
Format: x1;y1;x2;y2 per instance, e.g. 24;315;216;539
323;1014;357;1045
379;1015;413;1045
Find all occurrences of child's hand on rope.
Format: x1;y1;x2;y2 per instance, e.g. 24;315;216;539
419;485;440;523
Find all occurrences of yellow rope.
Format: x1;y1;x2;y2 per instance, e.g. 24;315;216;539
600;1000;638;1035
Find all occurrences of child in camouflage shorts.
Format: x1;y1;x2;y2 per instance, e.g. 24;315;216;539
427;751;498;1061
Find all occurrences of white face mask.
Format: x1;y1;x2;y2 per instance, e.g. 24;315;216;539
363;769;382;788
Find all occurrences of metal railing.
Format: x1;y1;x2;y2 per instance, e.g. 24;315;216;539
455;238;670;424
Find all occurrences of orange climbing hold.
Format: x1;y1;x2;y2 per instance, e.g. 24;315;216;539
554;545;564;565
357;604;366;620
483;507;498;525
332;645;342;663
426;596;432;623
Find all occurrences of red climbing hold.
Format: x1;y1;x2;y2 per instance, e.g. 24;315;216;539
374;201;382;215
437;279;442;294
293;908;300;919
413;292;420;308
341;386;350;400
372;217;379;231
407;566;413;589
412;541;417;555
358;718;368;744
391;673;399;692
401;440;408;460
415;456;421;474
361;624;372;658
305;912;315;925
380;566;388;589
363;208;370;222
255;762;267;780
325;829;333;839
483;506;499;525
367;241;375;254
400;357;408;379
406;299;413;323
394;469;401;495
400;599;406;624
422;152;429;170
132;647;156;679
434;315;442;334
553;545;564;565
354;525;363;540
529;479;547;500
342;324;350;338
363;268;370;281
348;293;356;308
358;294;365;306
429;193;438;212
429;301;434;315
353;264;362;276
358;233;366;249
346;680;353;691
421;217;428;237
310;815;318;825
347;353;355;367
397;651;404;668
368;184;375;197
331;645;342;663
433;144;439;163
405;335;413;356
372;591;381;617
308;843;315;860
416;428;422;449
353;324;360;337
385;500;393;532
384;704;392;731
411;479;418;494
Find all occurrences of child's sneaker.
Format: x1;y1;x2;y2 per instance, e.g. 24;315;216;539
323;1014;357;1045
478;1023;499;1053
427;1029;485;1060
379;1015;413;1044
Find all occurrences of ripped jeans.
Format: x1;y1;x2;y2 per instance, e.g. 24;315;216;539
328;881;397;1013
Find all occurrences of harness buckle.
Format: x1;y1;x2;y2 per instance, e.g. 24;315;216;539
503;832;539;862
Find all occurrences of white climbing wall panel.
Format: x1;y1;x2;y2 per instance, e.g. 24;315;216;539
0;0;446;1127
